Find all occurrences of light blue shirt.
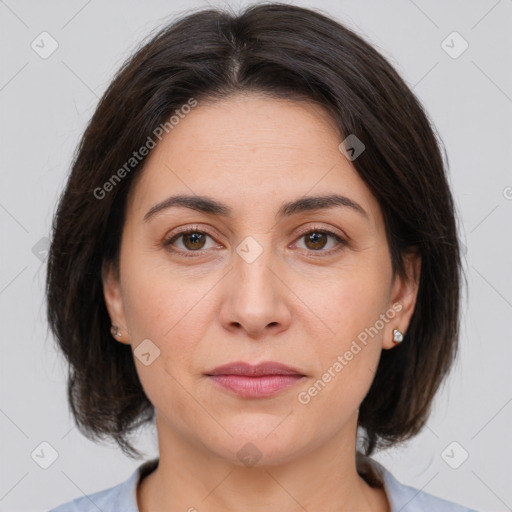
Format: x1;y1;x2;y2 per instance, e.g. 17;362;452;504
48;457;479;511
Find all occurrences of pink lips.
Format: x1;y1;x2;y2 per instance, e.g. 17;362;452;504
206;361;306;398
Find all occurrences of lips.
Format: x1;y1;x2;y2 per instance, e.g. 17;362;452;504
205;361;306;398
205;361;305;377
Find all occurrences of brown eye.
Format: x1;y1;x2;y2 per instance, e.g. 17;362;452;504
304;231;329;250
295;228;346;256
181;232;207;250
163;229;216;256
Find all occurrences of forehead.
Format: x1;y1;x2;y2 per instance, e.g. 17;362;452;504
151;93;342;168
126;93;381;229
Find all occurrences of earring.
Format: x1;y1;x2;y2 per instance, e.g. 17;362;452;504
111;324;122;338
393;328;404;344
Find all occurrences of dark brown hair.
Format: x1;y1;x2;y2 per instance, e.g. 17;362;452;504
46;3;464;460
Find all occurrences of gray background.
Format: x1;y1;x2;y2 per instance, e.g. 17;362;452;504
1;1;511;511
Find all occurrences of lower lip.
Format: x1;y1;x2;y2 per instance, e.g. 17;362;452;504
207;374;304;398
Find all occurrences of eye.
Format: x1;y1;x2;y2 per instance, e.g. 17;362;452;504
162;225;347;258
163;227;218;257
293;227;346;256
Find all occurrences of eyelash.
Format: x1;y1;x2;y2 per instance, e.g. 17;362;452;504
162;225;346;258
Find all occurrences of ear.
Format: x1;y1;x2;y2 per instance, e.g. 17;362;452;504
382;248;421;350
102;261;131;345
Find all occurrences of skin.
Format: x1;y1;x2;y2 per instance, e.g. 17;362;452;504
103;92;421;512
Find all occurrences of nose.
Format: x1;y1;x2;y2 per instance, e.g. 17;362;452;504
218;240;292;339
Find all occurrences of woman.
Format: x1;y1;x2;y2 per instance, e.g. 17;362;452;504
46;3;477;511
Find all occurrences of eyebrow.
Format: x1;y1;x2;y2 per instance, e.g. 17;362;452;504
143;193;369;222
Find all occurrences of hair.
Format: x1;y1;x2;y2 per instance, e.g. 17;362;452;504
46;2;464;466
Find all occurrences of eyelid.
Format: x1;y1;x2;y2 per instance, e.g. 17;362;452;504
293;223;346;241
162;224;220;247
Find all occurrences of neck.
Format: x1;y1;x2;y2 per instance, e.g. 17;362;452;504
137;414;390;512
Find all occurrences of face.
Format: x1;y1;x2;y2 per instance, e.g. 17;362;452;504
103;93;420;467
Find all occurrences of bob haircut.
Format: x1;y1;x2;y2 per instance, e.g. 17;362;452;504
46;3;464;460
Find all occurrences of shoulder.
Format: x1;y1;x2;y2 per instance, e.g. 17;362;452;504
364;457;479;512
47;459;158;512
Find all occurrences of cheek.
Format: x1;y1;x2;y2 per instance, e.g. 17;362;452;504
118;243;228;395
297;258;391;352
120;243;203;337
293;257;391;408
119;261;204;429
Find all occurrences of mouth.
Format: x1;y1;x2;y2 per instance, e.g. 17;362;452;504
205;361;306;399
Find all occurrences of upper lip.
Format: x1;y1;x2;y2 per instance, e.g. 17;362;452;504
206;361;305;377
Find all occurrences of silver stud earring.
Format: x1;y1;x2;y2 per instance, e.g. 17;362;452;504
111;324;122;338
393;328;403;344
